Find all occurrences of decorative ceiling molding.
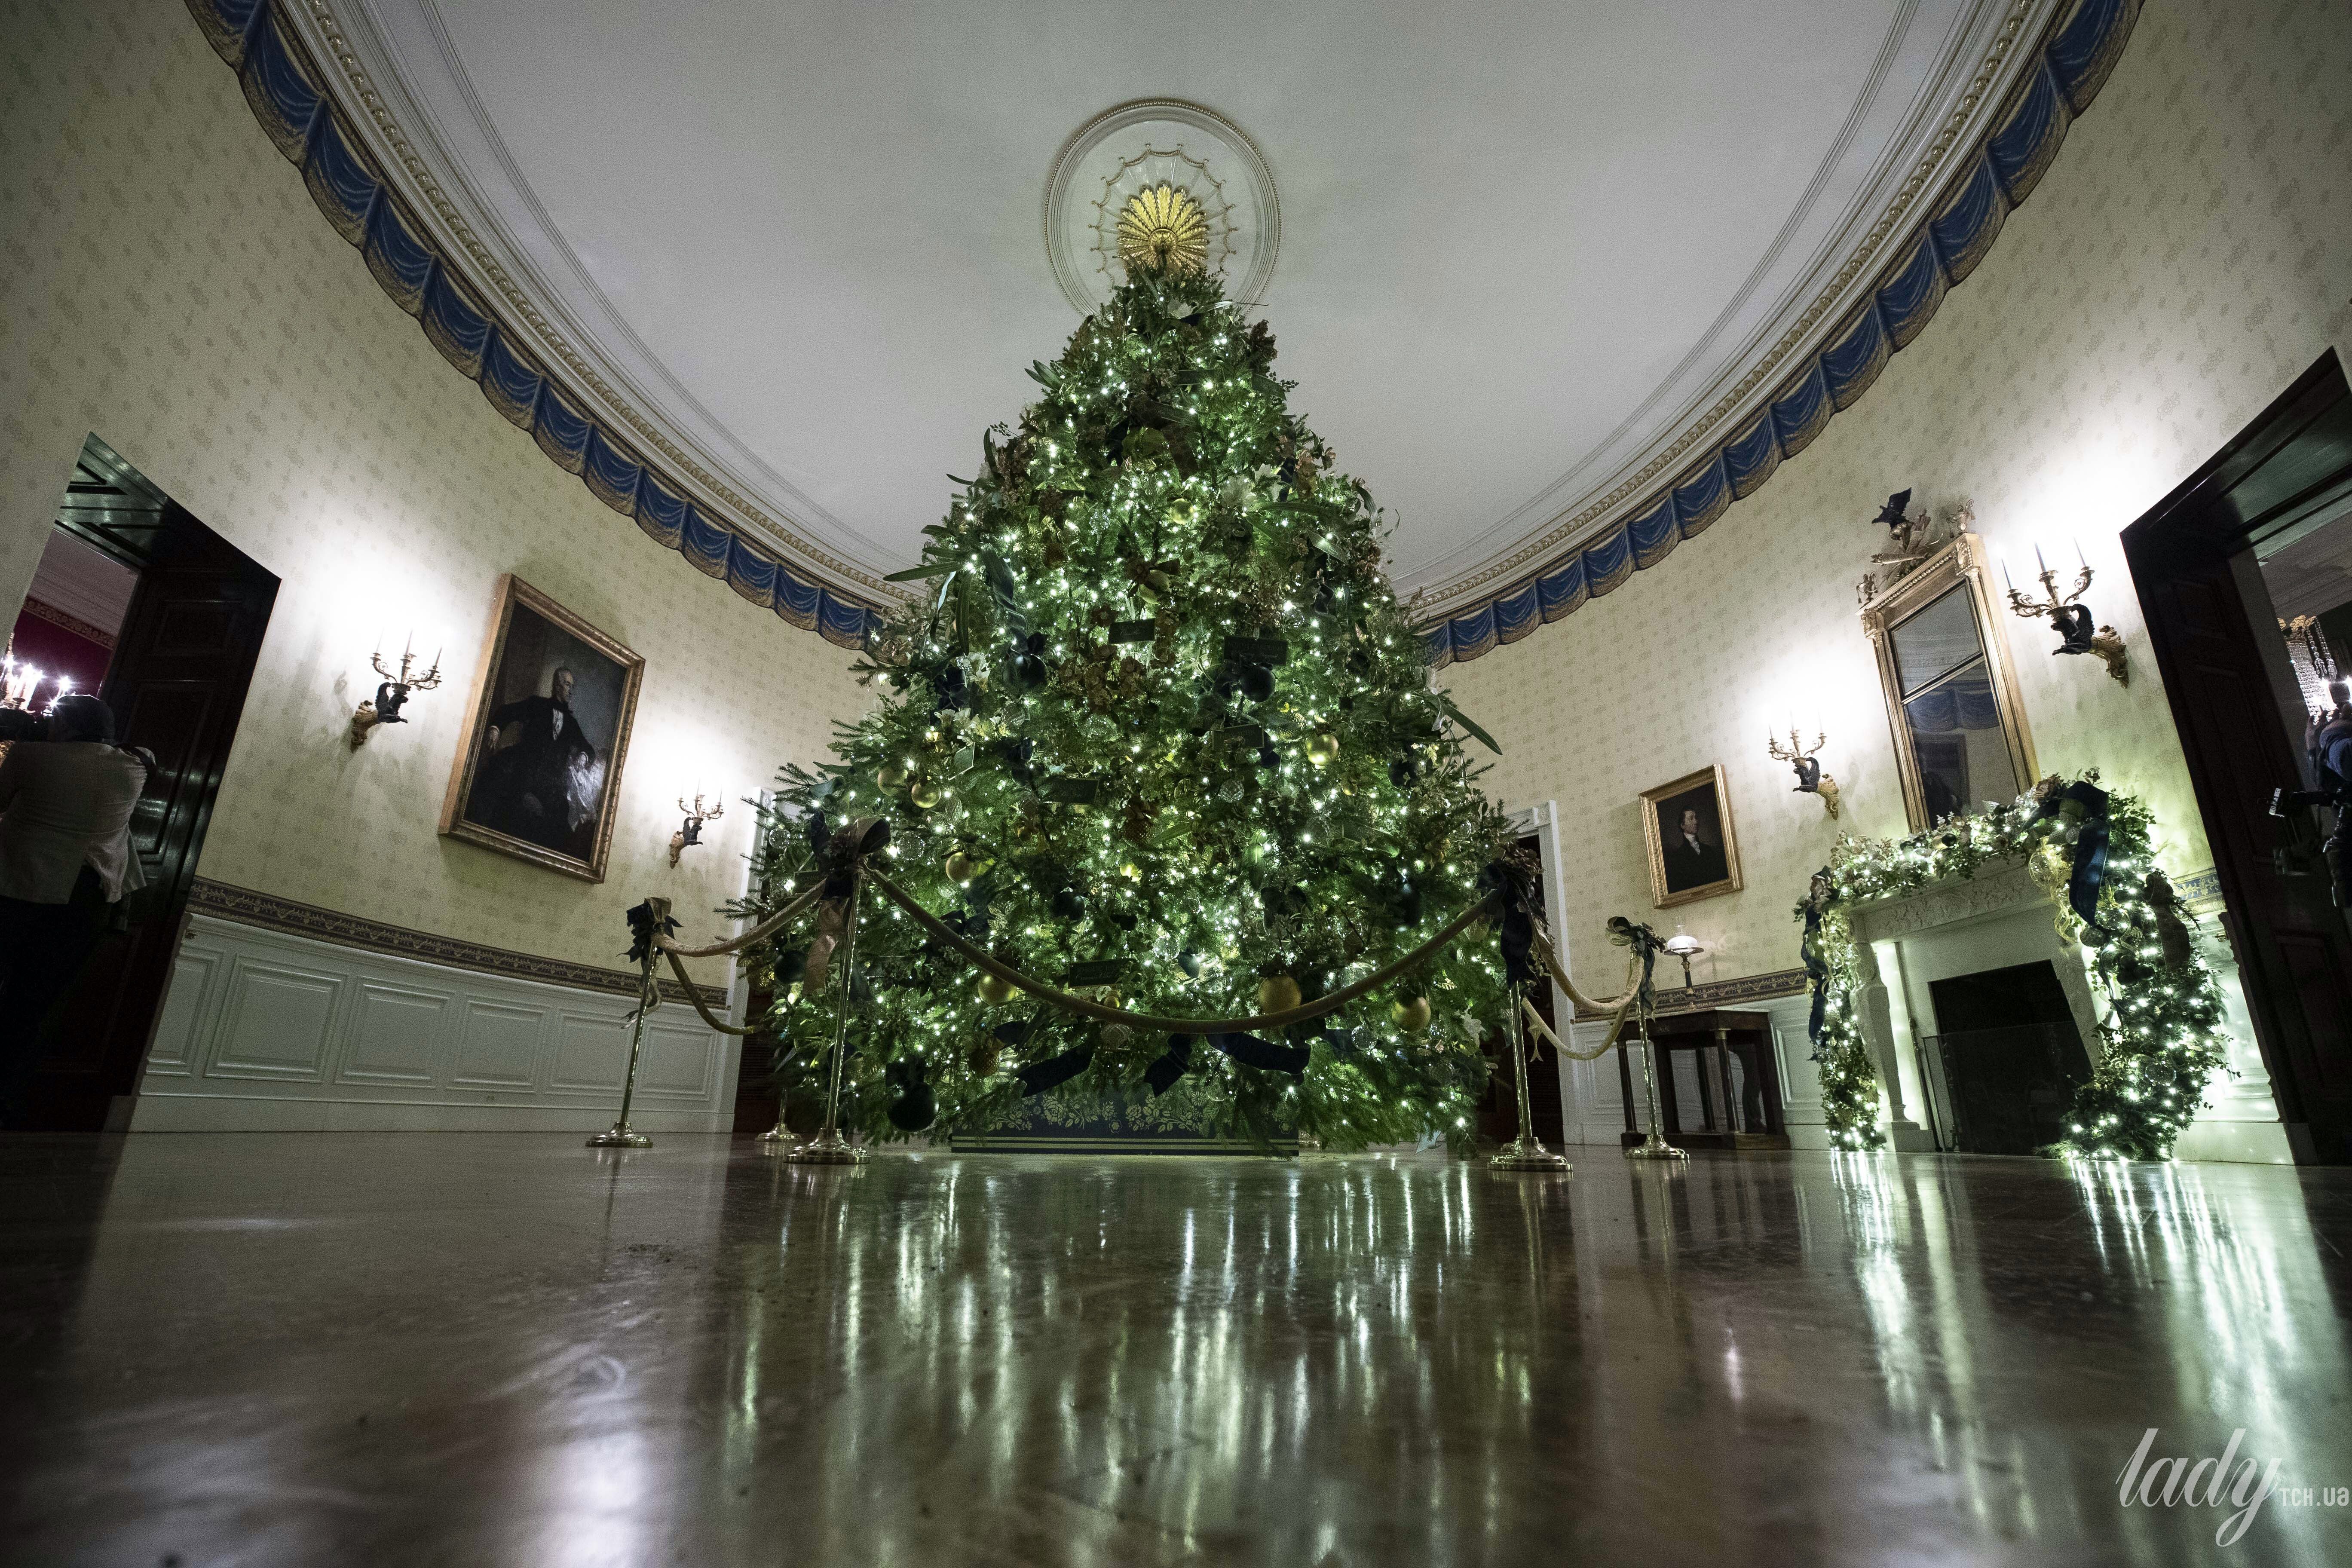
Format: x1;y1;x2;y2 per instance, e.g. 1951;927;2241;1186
1042;99;1281;317
1418;0;2139;666
184;0;885;647
279;0;2022;596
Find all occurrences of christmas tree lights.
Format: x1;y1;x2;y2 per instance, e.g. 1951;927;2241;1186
735;266;1510;1150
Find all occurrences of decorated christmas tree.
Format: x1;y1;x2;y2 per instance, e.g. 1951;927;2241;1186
738;192;1513;1151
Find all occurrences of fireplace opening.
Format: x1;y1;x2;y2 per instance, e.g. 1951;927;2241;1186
1921;961;2093;1156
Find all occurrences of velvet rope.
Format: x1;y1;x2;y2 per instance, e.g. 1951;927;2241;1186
867;866;1500;1035
661;947;760;1037
645;877;832;1035
661;876;828;959
639;854;1640;1051
1517;989;1632;1063
1530;928;1642;1053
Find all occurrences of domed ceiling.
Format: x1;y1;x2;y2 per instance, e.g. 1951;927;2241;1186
306;0;2063;611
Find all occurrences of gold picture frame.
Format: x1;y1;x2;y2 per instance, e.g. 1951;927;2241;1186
439;575;643;883
1859;532;2038;832
1640;764;1744;908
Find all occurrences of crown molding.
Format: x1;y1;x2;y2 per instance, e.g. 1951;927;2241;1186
280;0;909;607
1420;0;2140;665
1408;0;2053;611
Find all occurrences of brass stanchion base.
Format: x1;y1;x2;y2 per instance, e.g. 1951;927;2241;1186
785;1130;864;1165
1624;1132;1688;1161
1488;1137;1571;1173
587;1125;652;1149
755;1122;800;1148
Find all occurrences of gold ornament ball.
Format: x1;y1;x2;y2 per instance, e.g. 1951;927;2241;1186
1305;731;1341;768
876;763;908;792
909;777;941;809
1258;975;1302;1014
944;849;978;883
1390;996;1432;1032
976;972;1015;1005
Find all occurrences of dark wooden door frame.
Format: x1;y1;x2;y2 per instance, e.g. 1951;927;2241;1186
21;439;279;1130
2122;348;2352;1165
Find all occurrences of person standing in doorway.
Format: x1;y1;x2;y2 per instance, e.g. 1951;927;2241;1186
0;695;149;1126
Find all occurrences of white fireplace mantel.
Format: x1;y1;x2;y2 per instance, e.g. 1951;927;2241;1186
1844;859;2290;1164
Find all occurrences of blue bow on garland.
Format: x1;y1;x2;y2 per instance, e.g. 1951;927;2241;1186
1799;869;1832;1051
1479;857;1538;986
2034;778;2114;939
623;900;679;967
1016;1041;1094;1095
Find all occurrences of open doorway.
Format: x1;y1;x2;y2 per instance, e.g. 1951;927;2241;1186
2123;349;2352;1165
1474;829;1565;1149
3;531;136;717
3;437;279;1131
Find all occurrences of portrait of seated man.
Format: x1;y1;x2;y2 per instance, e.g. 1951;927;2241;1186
472;665;603;855
450;584;639;876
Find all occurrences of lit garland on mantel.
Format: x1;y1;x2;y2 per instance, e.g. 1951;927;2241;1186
1797;772;2232;1160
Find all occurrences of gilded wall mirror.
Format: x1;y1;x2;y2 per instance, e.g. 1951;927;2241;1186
1861;533;2038;829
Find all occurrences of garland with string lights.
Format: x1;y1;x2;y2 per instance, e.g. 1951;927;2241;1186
730;259;1512;1151
1797;772;2232;1160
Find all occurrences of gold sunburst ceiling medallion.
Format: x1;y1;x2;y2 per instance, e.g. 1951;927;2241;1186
1115;184;1209;276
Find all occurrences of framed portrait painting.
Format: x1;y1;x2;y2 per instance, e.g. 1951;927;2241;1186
439;575;644;882
1640;765;1743;908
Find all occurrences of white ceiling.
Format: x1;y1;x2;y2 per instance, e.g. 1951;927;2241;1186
28;529;138;637
326;0;2045;602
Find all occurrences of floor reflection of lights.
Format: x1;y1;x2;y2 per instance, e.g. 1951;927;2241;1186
5;1136;2348;1566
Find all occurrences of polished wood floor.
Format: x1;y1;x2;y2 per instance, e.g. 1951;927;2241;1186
2;1136;2347;1565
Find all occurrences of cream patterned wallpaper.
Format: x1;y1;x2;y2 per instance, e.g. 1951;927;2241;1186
0;0;870;983
1449;0;2352;988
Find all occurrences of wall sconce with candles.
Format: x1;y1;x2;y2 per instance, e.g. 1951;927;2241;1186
2004;545;2129;686
669;793;726;866
1765;726;1841;818
349;635;442;749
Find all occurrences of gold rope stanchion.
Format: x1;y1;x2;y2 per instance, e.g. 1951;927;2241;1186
788;870;867;1166
1487;979;1570;1173
588;897;665;1150
610;825;1658;1157
654;890;815;1149
1623;1011;1685;1162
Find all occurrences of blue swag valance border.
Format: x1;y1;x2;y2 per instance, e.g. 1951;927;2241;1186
1420;0;2140;668
186;0;883;651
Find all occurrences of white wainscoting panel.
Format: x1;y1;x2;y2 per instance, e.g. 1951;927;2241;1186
340;983;446;1085
143;949;219;1078
453;1000;545;1090
132;914;741;1133
207;959;343;1082
551;1011;631;1093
